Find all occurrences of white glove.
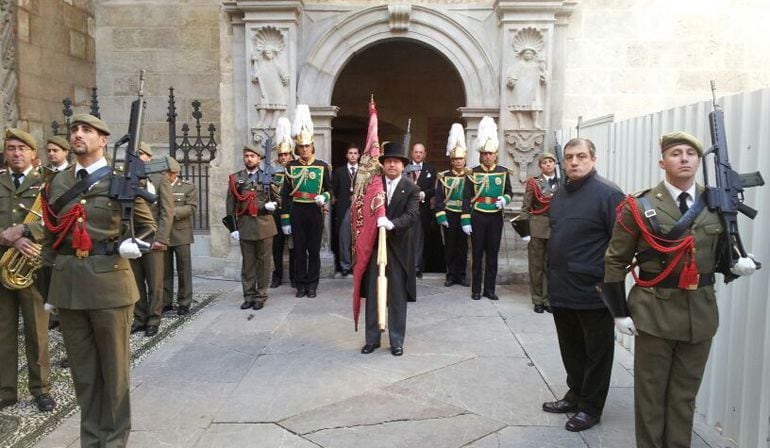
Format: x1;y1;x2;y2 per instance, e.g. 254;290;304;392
315;195;326;206
495;196;507;210
377;216;395;230
44;303;57;315
462;225;472;235
264;201;277;212
730;256;757;276
614;317;638;336
282;225;292;235
441;220;449;228
419;191;426;202
521;235;531;243
119;239;142;259
230;231;240;241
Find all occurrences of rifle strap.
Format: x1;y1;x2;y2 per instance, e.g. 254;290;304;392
51;166;113;214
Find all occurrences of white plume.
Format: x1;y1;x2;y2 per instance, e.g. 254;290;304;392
446;123;467;156
475;116;499;151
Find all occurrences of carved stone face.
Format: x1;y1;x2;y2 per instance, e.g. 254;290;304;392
522;49;535;61
263;49;275;60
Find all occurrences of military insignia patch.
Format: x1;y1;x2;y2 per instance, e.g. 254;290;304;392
495;178;502;185
309;172;317;180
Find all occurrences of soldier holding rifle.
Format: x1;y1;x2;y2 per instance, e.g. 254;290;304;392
603;126;759;446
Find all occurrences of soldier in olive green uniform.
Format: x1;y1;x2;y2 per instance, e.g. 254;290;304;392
435;123;470;287
131;142;174;337
461;117;513;301
0;128;55;412
163;157;197;315
603;131;757;448
520;152;558;313
226;145;278;310
42;114;156;447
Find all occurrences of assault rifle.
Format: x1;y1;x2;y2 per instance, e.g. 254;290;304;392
110;70;156;249
258;135;276;201
552;132;567;186
704;81;764;282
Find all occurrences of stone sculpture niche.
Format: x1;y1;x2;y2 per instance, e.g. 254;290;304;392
505;130;545;183
506;27;547;131
251;26;289;129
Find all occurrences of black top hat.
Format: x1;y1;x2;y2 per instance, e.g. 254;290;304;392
378;141;410;165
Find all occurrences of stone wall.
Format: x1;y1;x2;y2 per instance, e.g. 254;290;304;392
15;0;95;142
94;0;220;153
562;0;770;127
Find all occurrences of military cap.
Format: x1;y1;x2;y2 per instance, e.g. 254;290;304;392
4;128;37;151
71;114;111;136
539;152;557;163
165;156;181;173
46;136;70;151
243;144;263;157
139;141;153;156
660;131;703;157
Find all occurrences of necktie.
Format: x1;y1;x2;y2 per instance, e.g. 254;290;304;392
12;173;22;189
77;169;88;182
350;166;356;178
678;192;689;215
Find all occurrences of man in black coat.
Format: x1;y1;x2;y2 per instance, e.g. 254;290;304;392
331;144;360;276
407;142;436;278
543;138;624;432
360;142;420;357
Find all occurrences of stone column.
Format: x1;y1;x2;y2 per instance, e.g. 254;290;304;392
310;105;339;259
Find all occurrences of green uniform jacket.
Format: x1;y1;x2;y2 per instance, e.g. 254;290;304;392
520;174;556;239
169;179;197;246
45;167;157;310
435;168;469;224
0;168;45;245
460;164;513;226
148;172;174;245
279;158;332;226
604;182;724;343
226;169;277;241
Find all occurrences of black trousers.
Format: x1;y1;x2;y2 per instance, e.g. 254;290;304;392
443;211;467;282
291;202;323;291
552;306;615;417
470;211;502;294
272;212;295;284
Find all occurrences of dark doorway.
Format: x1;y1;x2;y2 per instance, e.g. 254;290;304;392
330;40;466;274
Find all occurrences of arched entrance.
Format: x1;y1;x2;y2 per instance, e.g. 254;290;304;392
328;39;465;274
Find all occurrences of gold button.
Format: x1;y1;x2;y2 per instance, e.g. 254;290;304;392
77;217;84;223
80;199;87;205
113;265;119;269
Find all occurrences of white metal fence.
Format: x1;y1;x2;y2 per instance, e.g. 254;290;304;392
556;87;770;448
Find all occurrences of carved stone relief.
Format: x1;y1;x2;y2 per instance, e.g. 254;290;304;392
0;0;17;129
506;27;546;131
505;129;544;183
251;26;289;129
388;4;410;32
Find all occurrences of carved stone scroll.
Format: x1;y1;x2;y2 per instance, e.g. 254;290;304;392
505;129;544;183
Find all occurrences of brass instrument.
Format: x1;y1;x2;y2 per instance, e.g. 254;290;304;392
0;194;44;290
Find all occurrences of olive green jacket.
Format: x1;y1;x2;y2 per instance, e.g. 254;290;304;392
520;174;556;239
604;182;723;343
169;179;197;246
148;172;174;246
226;169;277;241
0;168;45;249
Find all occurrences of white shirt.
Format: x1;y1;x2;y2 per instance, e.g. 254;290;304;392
74;157;109;191
9;165;33;185
663;180;696;208
52;161;69;172
386;175;402;205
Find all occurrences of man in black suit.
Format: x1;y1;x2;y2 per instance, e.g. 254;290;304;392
331;144;360;276
360;142;420;357
407;142;436;278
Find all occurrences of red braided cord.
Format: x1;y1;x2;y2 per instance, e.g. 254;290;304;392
229;175;257;216
526;177;551;215
41;195;86;250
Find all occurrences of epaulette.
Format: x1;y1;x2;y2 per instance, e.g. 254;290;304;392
464;168;473;176
632;188;651;198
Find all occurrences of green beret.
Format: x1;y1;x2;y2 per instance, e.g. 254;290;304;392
71;114;111;136
139;141;153;156
243;144;263;157
539;152;557;163
46;136;70;151
166;156;181;173
660;131;703;157
4;128;37;151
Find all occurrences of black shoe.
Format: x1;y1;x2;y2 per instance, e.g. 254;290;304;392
534;304;545;313
48;319;60;330
391;346;403;356
544;305;553;314
307;290;317;298
162;305;175;313
565;411;601;432
444;279;455;287
341;269;351;277
295;289;306;298
34;393;56;412
253;301;264;310
131;323;146;334
177;306;190;316
270;278;281;288
407;298;416;302
0;398;17;410
144;325;159;337
240;301;253;310
483;292;499;301
460;279;470;287
542;399;578;414
361;343;380;354
471;292;481;300
416;270;422;279
290;280;297;288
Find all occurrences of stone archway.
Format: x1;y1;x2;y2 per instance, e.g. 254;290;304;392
297;5;498;109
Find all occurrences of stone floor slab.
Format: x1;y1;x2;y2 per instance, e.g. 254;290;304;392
408;316;526;357
467;425;588;448
194;423;318;448
132;341;257;384
130;380;236;431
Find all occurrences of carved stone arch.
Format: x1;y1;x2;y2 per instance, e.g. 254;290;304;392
297;5;498;108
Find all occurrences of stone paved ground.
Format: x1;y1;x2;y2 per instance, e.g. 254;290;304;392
35;276;718;448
